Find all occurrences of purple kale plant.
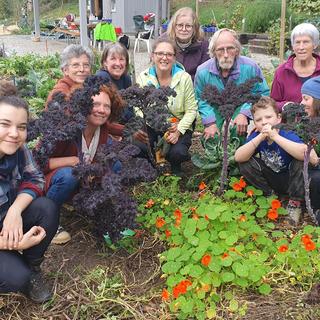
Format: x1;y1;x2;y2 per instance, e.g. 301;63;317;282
276;104;320;223
72;141;157;242
120;85;176;166
201;77;262;194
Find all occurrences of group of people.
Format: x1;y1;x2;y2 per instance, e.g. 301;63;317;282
1;5;320;304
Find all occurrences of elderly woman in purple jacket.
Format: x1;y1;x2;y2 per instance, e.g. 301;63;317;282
161;7;209;81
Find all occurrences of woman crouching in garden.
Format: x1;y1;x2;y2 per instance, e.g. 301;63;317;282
0;93;59;303
43;80;124;244
136;38;197;176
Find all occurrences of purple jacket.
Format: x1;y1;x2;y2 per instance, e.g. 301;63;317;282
271;53;320;111
159;33;210;81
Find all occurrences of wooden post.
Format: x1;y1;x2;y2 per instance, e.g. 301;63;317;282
155;0;162;38
32;0;40;40
279;0;286;63
79;0;89;47
196;0;199;18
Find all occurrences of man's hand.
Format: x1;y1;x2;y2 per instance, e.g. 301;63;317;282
1;208;23;250
18;226;46;250
166;131;180;144
203;123;219;140
133;130;149;144
233;114;248;136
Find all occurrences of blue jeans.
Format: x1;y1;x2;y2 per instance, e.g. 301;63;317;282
46;167;79;208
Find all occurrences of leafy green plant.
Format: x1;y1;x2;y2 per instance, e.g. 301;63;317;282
267;18;290;56
289;0;320;16
137;176;320;319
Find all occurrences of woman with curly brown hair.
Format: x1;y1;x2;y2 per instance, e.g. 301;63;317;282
43;83;124;244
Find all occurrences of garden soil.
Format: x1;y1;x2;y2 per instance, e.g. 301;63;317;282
2;35;319;320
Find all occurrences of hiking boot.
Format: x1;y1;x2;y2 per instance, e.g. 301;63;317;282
285;200;302;226
25;268;52;303
51;225;71;245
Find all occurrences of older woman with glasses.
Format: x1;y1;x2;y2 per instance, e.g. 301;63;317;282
161;7;209;81
46;44;94;103
271;23;320;111
136;38;197;175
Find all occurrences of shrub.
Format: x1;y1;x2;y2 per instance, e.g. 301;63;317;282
267;18;290;56
244;0;282;33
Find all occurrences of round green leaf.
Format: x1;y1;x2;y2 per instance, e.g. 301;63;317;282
258;283;272;295
225;234;238;245
221;272;235;283
229;299;239;312
189;264;204;278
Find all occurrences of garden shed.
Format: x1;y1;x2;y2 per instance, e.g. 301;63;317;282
92;0;169;34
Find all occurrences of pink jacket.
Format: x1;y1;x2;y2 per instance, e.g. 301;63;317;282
270;53;320;111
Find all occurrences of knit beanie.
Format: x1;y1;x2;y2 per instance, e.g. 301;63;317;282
301;76;320;99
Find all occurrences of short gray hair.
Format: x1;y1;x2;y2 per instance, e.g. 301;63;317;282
60;44;94;69
208;28;241;58
291;23;319;47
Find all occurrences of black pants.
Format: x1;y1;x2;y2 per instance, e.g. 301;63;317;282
309;168;320;210
136;126;193;168
239;157;304;200
0;197;59;293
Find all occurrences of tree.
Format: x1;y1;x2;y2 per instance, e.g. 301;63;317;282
289;0;320;15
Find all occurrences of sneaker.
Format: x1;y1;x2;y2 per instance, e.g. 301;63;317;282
285;200;302;226
51;226;71;245
25;269;52;303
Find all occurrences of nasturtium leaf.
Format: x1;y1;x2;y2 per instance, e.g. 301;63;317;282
229;299;239;312
224;189;237;199
224;290;234;300
197;290;206;299
188;235;199;246
195;299;206;311
206;308;216;319
248;269;262;282
220;211;233;222
171;235;184;245
200;273;212;285
256;209;267;218
180;264;192;275
234;277;249;288
197;218;209;230
246;205;257;214
198;230;210;242
211;274;221;287
206;210;220;220
211;243;225;255
221;272;235;283
265;222;275;229
177;249;194;262
162;261;181;274
303;225;315;234
189;265;204;278
254;189;263;196
277;207;286;215
221;256;233;267
232;262;249;277
225;234;238;245
218;231;228;239
181;298;194;314
272;230;284;238
184;219;197;238
256;236;268;245
256;197;269;208
167;247;182;261
258;283;272;295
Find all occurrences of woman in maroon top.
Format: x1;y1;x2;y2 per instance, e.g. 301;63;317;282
162;7;210;81
271;23;320;111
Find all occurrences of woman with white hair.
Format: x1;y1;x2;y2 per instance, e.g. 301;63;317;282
271;23;320;111
46;44;94;103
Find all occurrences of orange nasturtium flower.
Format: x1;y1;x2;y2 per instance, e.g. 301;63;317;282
239;178;247;188
267;208;278;221
271;199;282;209
156;217;166;228
278;244;288;253
170;117;178;123
165;229;171;238
162;288;170;301
192;213;199;220
246;189;254;197
174;218;181;228
174;208;182;220
239;214;247;222
304;240;316;251
221;252;229;259
301;234;312;244
232;183;242;192
205;215;209;221
172;280;192;298
198;181;207;191
201;254;211;266
145;199;155;208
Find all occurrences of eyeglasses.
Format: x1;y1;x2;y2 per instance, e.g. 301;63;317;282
175;23;193;31
69;63;91;70
153;52;175;58
215;46;237;54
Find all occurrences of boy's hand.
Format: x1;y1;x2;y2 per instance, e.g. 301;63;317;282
261;124;279;140
166;131;180;144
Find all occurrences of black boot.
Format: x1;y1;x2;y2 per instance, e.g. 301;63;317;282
25;258;52;303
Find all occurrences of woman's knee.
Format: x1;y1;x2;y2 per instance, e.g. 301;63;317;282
51;167;79;189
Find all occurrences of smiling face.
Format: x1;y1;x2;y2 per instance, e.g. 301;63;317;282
63;54;91;84
301;94;315;117
292;35;315;62
87;91;111;128
214;31;239;71
103;52;127;80
175;14;194;43
253;105;281;132
152;42;176;74
0;103;28;158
